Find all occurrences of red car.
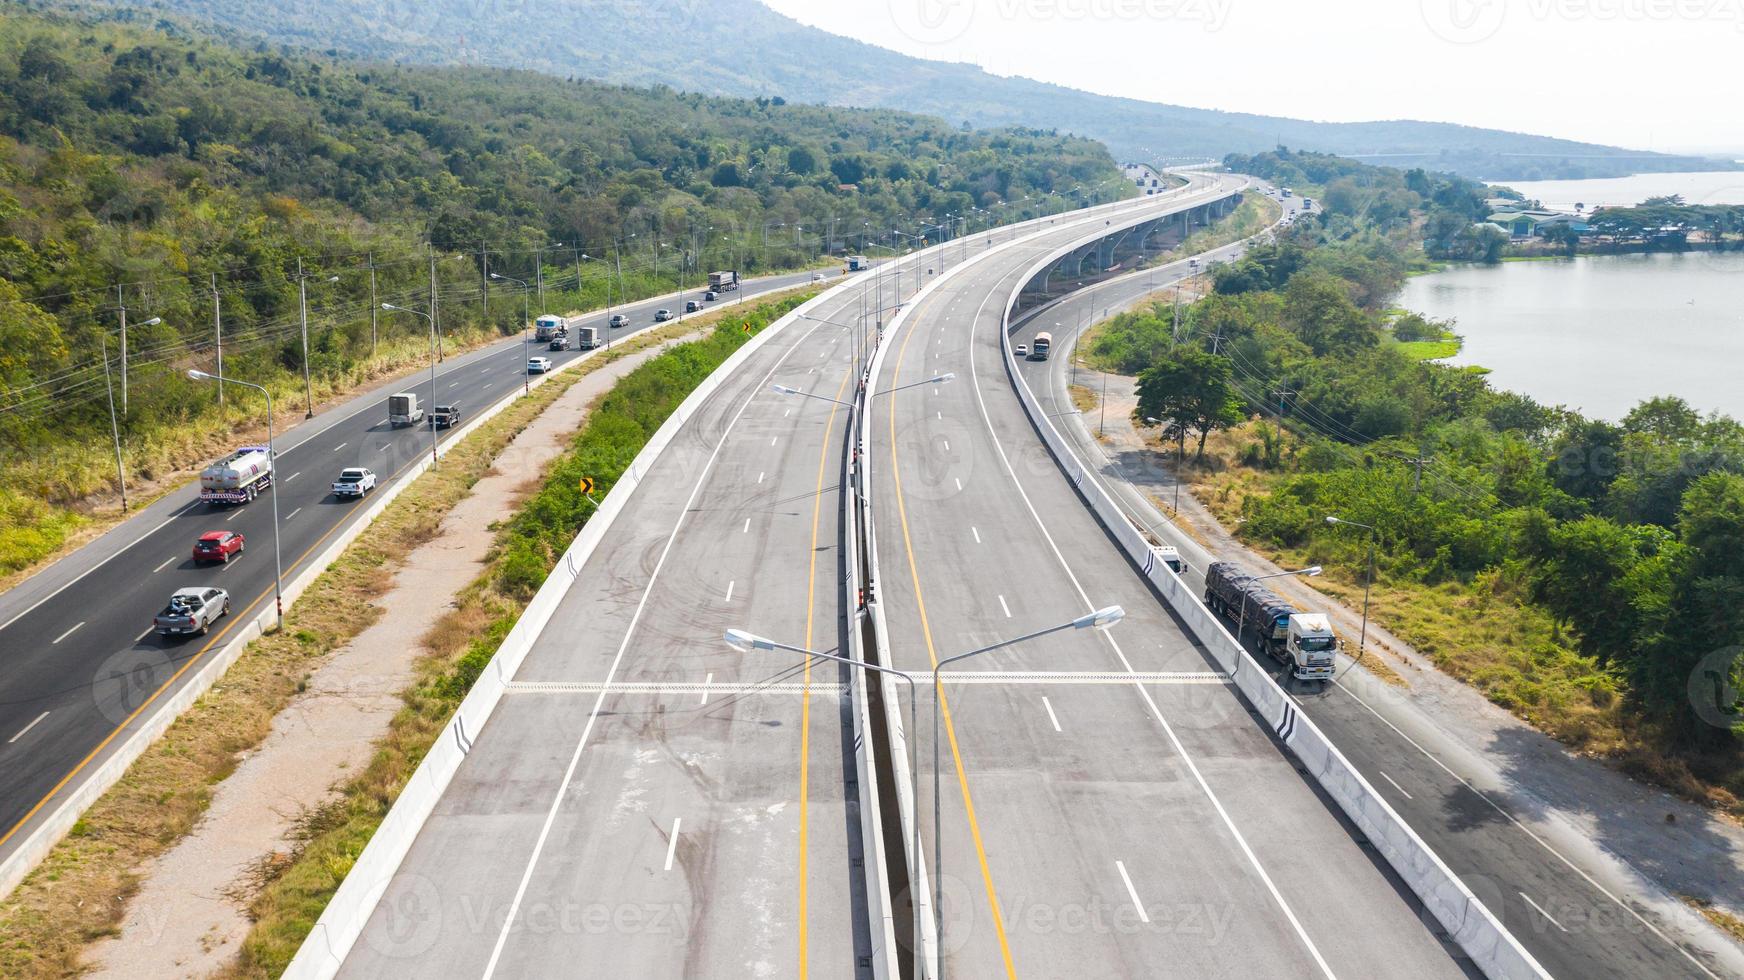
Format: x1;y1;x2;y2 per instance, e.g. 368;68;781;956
193;530;245;564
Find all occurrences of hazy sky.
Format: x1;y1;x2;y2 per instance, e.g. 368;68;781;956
761;0;1741;154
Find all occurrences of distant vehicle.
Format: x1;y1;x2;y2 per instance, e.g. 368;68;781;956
527;356;552;373
1153;544;1183;574
704;290;718;301
1014;343;1028;357
1203;561;1337;681
685;299;701;313
1281;187;1293;198
811;272;825;282
534;314;571;342
653;309;673;322
549;335;571;351
847;255;870;271
608;313;629;328
1030;332;1052;360
153;587;230;638
430;404;460;429
707;270;740;291
388;392;424;427
198;446;273;505
1301;198;1314;210
192;530;245;564
331;467;377;498
574;325;599;350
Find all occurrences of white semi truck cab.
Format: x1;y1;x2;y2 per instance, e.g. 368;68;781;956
1285;613;1337;680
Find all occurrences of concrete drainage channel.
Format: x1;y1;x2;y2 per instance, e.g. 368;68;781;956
996;215;1552;979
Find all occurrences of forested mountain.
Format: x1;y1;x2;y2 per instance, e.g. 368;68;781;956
43;0;1738;180
0;4;1122;569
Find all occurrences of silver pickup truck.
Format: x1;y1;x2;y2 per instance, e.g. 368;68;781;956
153;587;231;637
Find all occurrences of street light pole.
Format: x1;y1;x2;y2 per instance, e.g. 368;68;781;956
491;273;532;395
294;260;339;418
928;606;1125;980
188;370;283;628
382;304;441;468
1325;516;1377;661
722;630;926;973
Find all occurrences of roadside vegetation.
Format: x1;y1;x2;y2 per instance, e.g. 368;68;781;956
224;294;806;976
0;292;804;978
0;4;1127;576
1092;148;1744;814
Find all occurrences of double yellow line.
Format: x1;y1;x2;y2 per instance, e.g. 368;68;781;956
887;295;1020;978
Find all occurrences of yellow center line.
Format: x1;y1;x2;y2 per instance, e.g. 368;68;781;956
798;338;854;979
888;291;1019;978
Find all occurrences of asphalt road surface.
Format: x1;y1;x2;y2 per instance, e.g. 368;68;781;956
1006;203;1744;979
0;266;829;868
332;191;1195;977
862;180;1481;978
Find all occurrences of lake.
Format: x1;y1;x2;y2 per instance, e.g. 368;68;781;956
1486;170;1744;211
1396;251;1744;422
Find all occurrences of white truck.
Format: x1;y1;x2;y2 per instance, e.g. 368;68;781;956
847;255;870;271
388;392;424;427
707;270;740;292
1204;560;1337;681
1284;613;1338;681
534;314;570;342
198;446;274;505
574;325;599;350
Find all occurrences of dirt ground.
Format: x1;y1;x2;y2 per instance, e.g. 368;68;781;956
81;335;695;979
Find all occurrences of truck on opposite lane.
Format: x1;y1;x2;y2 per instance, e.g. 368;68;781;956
534;314;571;342
198;446;274;506
707;270;740;292
1203;560;1337;681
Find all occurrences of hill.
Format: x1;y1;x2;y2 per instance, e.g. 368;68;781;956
0;3;1123;570
47;0;1739;180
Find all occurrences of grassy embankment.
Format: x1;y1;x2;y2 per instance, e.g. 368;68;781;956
0;291;810;978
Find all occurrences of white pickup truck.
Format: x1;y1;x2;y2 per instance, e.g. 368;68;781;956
153;587;230;637
331;467;377;499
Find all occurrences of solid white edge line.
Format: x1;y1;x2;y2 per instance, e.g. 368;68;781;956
1330;680;1719;977
479;316;830;979
950;233;1340;979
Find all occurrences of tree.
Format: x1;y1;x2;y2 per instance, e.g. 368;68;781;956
1134;349;1244;461
1282;272;1375;356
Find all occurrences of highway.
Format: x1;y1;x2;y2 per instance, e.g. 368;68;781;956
1006;206;1744;979
328;187;1231;976
0;265;832;872
865;179;1479;977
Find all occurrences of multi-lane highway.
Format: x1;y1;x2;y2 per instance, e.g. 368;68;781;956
0;266;830;872
1005;207;1744;979
326;187;1240;976
865;182;1479;977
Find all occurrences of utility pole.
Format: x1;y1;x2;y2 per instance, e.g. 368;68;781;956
100;330;128;511
212;274;224;412
116;286;128;414
534;243;544;309
430;249;442;362
296;257;314;418
367;252;379;356
480;239;489;322
1397;454;1433;494
1270;387;1295;418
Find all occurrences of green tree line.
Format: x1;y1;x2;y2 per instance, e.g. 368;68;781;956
0;4;1128;572
1107;154;1742;792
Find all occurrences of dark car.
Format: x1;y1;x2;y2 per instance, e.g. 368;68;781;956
685;299;701;313
430;404;461;428
549;336;571;351
192;530;245;564
704;290;718;301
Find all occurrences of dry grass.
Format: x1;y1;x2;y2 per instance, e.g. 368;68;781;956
1683;896;1744;944
0;302;771;979
1068;383;1099;415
